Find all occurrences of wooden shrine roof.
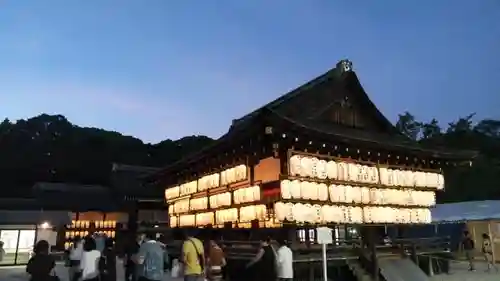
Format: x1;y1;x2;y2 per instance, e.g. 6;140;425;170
146;60;476;180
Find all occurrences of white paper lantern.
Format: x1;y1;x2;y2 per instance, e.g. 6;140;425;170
290;180;301;199
316;160;328;179
274;202;287;221
326;161;338;180
289;155;302;176
317;183;329;201
169;216;177;227
360;187;371;204
300;157;313;178
337;162;348;181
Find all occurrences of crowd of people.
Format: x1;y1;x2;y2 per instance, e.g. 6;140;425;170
24;231;294;281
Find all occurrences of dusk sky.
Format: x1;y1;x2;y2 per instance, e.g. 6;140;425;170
0;1;499;143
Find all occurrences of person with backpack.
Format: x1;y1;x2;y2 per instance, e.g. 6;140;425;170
136;232;164;281
206;240;226;281
181;231;205;281
461;231;475;271
99;238;117;281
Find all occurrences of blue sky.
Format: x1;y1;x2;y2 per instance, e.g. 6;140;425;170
0;1;499;143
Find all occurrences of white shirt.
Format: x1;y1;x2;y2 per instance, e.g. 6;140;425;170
81;250;101;280
69;241;84;261
276;246;293;279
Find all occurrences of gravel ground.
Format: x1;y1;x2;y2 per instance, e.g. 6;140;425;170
0;259;183;281
1;259;499;281
430;261;500;281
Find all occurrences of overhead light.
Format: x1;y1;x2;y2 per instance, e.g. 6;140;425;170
40;222;51;229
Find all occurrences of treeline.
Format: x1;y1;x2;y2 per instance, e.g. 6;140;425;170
0;112;498;202
0;114;214;195
395;112;500;202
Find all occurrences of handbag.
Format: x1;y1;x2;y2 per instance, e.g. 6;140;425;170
171;259;181;278
50;267;60;281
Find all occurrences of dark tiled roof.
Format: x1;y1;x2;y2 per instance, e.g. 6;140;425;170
271;110;476;159
32;182;109;193
112;163;161;174
432;200;500;222
148;60;476;180
0;210;71;225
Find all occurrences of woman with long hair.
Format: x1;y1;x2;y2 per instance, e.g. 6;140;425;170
26;240;56;281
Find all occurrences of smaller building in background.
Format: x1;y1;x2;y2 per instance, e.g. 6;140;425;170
0;163;166;266
388;200;500;262
432;200;500;262
0;207;69;266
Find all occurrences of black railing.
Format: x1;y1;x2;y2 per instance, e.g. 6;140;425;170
165;236;451;281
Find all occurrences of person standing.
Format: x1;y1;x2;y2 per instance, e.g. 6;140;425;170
99;238;117;281
206;240;226;281
0;241;5;262
94;233;106;253
26;240;56;281
136;232;164;281
481;233;498;272
246;237;277;281
181;232;205;281
68;236;83;281
276;239;293;281
461;231;475;271
81;237;101;281
125;234;140;281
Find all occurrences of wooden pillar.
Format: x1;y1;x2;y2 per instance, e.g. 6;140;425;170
363;227;379;281
127;202;138;236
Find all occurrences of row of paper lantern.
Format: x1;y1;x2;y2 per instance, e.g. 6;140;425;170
165;165;249;200
289;155;444;189
289;155;379;183
274;202;431;224
379;168;444;189
169;187;262;215
234;185;261;204
281;180;436;207
171;204;268;227
220;164;247;186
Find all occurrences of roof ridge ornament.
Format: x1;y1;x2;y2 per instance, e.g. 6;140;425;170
336;59;353;74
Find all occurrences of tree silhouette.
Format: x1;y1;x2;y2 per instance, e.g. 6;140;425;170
0;114;214;195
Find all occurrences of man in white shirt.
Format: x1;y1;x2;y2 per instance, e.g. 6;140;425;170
276;239;293;281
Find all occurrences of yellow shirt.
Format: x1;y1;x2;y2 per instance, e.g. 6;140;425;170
182;237;204;275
